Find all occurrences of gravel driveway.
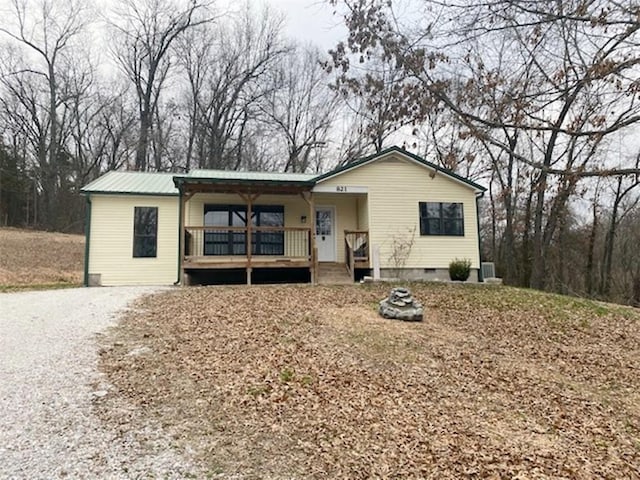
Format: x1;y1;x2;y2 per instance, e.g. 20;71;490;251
0;287;202;479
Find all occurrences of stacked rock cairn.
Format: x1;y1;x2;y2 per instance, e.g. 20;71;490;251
378;287;423;322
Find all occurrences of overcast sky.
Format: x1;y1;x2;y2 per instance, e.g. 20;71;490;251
224;0;346;52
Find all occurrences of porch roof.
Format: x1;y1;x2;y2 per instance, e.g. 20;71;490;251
173;169;316;195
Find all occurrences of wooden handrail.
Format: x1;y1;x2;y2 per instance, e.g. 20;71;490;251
345;236;354;249
185;225;311;232
184;225;311;260
345;230;369;281
186;225;246;232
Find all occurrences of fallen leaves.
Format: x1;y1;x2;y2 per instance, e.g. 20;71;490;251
98;283;640;479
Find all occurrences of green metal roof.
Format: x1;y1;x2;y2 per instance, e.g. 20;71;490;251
186;169;316;182
81;171;178;196
81;146;486;195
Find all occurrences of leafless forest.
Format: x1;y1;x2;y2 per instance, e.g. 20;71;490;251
0;0;639;305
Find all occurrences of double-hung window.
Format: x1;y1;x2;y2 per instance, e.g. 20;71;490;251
133;207;158;257
419;202;464;236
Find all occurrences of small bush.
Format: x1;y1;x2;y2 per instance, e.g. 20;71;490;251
449;258;471;281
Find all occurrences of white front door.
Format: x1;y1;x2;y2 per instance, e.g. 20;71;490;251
315;206;336;262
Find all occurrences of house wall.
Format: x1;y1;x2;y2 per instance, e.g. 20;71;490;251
317;153;481;270
357;196;369;230
88;194;179;286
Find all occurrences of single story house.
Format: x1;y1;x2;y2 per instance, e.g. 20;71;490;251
80;146;486;286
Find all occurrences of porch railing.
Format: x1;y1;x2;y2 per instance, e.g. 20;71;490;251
345;230;369;281
184;225;311;259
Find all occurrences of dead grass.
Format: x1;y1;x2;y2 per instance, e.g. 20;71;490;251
98;283;640;479
0;227;84;287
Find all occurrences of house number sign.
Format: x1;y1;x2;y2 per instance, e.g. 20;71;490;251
313;185;367;193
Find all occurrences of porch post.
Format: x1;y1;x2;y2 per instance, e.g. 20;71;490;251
246;193;253;285
240;192;260;285
301;191;316;284
179;191;193;286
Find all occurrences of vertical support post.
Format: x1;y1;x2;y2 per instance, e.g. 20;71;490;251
373;245;381;280
83;195;92;287
304;191;317;285
476;193;485;283
246;193;253;285
240;192;260;285
178;190;189;286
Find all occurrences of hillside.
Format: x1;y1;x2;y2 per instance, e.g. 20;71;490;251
98;283;640;479
0;228;84;287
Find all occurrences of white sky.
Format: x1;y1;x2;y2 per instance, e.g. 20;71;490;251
271;0;346;51
216;0;347;52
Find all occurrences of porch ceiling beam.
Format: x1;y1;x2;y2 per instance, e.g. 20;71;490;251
177;182;312;196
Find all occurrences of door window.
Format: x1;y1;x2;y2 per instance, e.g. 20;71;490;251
316;210;332;236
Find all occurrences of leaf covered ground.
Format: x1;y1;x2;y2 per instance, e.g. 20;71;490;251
98;283;640;479
0;227;84;288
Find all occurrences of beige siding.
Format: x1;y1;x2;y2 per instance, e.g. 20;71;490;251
318;154;481;269
89;195;179;285
356;195;369;230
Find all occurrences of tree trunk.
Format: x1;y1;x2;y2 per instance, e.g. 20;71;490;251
521;186;534;286
601;179;623;296
45;61;60;230
135;109;151;171
529;172;547;289
585;200;598;295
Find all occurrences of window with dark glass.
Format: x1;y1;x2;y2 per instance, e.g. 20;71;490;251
133;207;158;257
203;204;284;255
419;202;464;236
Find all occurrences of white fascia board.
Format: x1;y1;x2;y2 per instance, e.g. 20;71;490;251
312;185;368;194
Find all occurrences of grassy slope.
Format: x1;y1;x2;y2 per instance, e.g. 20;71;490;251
99;283;640;479
0;227;84;289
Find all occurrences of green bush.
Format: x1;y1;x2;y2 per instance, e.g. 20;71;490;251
449;258;471;281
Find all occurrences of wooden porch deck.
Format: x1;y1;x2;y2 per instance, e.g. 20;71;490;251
183;255;311;269
181;225;369;284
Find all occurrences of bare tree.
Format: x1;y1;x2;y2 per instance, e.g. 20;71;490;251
328;0;640;290
259;45;337;173
0;0;87;229
110;0;211;171
599;161;640;296
178;4;287;170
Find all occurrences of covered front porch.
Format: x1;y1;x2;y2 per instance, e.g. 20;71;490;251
174;172;370;285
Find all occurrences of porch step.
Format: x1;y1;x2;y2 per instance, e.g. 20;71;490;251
317;262;353;285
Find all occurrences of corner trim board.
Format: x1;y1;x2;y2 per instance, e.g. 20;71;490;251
83;195;92;287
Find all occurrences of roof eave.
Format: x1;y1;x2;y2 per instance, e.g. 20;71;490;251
79;189;179;197
173;176;316;189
